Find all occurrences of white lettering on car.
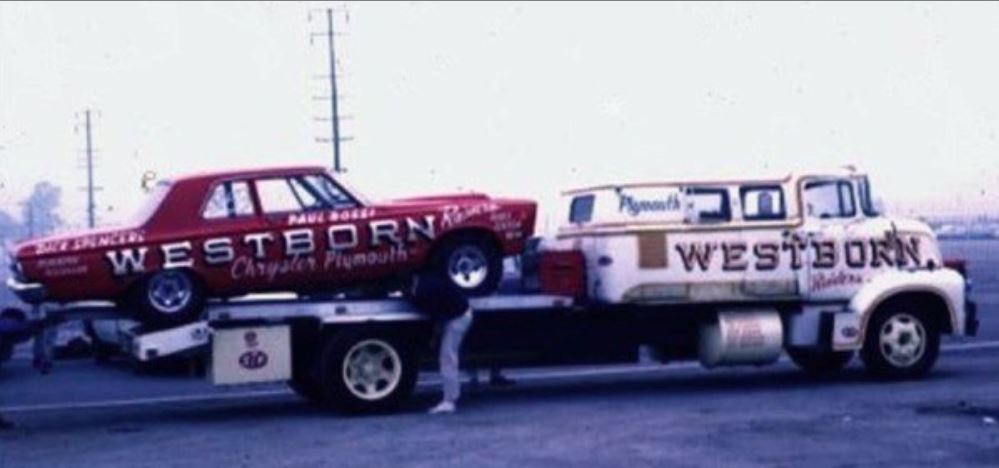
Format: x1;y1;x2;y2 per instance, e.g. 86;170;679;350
369;220;400;247
326;224;358;251
283;229;315;257
105;248;149;276
161;242;194;269
203;238;235;265
405;215;436;244
244;232;275;259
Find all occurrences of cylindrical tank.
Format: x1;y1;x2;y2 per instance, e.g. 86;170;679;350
699;309;784;368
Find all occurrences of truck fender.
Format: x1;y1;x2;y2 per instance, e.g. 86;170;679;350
848;268;966;345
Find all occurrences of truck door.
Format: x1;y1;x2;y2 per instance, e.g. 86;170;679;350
736;184;797;299
797;178;859;301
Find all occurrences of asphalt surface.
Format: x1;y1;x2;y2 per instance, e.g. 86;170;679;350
1;240;997;468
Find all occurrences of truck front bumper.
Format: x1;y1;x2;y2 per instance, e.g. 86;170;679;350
6;277;47;304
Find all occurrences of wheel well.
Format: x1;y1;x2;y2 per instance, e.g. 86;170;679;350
873;291;954;334
428;228;503;264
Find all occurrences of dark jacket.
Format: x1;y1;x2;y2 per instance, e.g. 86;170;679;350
407;273;470;322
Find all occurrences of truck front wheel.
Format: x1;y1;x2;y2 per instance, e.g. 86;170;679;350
317;329;418;414
787;348;854;374
860;304;940;380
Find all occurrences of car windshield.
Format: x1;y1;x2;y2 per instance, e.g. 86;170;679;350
803;179;856;219
129;180;172;225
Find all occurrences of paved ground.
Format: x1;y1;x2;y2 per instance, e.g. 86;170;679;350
0;240;997;467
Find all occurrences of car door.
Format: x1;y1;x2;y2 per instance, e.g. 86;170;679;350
193;179;270;296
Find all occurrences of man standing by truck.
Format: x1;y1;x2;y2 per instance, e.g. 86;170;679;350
408;271;473;415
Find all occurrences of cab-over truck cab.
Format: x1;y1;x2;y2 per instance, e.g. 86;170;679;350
553;167;977;377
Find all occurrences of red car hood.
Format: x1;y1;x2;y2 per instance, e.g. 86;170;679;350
387;192;492;205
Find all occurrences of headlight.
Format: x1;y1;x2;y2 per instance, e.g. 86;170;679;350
8;255;24;280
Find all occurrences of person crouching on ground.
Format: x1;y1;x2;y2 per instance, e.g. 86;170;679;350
407;271;473;415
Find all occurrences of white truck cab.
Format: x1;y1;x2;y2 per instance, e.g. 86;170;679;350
553;167;977;377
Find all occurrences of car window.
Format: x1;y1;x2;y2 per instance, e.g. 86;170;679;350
741;185;785;220
685;187;730;223
569;195;595;224
302;174;356;209
803;179;856;219
256;178;305;214
202;181;255;219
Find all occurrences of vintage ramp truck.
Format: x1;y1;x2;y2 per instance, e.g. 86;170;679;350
553;167;977;378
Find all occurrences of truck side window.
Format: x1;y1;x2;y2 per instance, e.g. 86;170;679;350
202;181;255;219
685;187;730;223
740;185;785;220
569;194;595;224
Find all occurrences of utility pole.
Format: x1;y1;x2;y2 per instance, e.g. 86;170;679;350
311;6;352;173
84;110;95;228
76;109;101;228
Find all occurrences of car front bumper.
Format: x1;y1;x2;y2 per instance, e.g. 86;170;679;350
6;277;47;304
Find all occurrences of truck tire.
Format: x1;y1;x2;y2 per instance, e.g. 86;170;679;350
289;342;325;404
289;373;325;404
860;304;940;380
787;348;854;374
317;328;418;414
133;269;205;328
433;234;502;297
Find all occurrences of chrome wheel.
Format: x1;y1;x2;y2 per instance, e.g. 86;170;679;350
878;313;926;368
146;270;194;314
341;339;402;401
447;245;489;290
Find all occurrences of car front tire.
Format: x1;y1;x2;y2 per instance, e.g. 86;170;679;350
434;235;502;297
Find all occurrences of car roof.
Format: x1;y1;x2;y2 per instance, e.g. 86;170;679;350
171;165;329;185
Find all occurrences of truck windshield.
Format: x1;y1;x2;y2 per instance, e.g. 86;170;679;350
803;179;856;219
858;176;879;217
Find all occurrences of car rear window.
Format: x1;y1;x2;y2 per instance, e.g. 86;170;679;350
203;181;255;219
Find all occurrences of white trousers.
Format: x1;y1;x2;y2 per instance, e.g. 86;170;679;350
440;309;473;404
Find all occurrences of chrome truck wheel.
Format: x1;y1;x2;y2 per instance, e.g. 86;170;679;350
134;269;205;329
342;339;402;401
861;303;940;380
318;329;419;414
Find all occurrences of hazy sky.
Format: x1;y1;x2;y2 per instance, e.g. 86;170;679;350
1;1;998;234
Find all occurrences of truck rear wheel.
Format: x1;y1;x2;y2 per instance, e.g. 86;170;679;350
860;304;940;380
317;329;418;414
787;348;854;374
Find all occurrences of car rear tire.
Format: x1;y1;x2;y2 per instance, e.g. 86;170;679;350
787;348;854;374
433;234;502;297
133;269;205;329
317;328;418;414
860;303;940;380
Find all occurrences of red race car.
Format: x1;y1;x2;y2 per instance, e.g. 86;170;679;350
7;166;536;326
